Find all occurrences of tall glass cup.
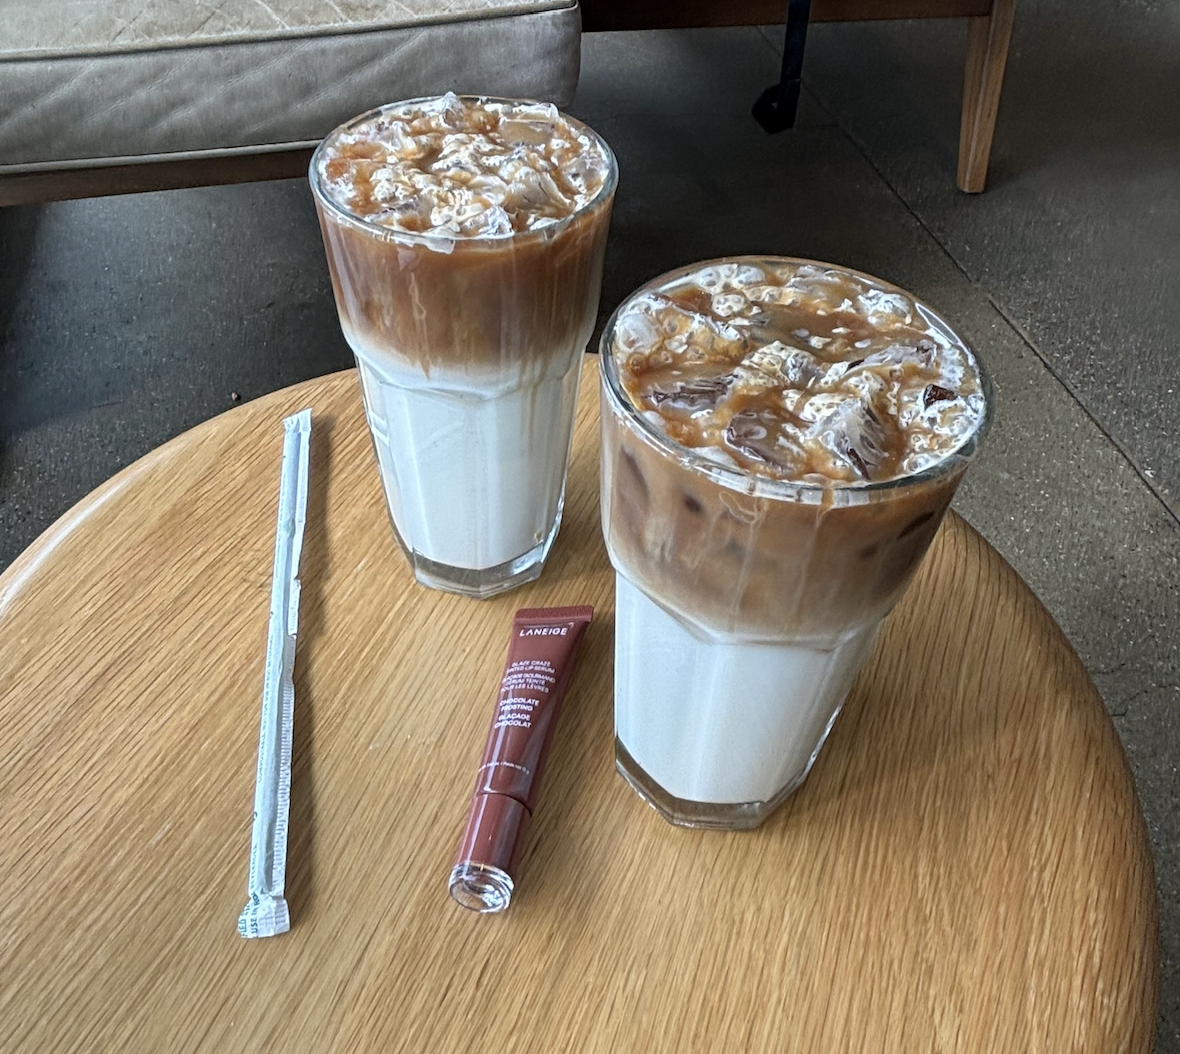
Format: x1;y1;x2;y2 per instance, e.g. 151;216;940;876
600;257;991;829
310;97;617;598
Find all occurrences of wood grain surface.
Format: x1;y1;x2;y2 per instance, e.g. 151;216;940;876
0;358;1157;1053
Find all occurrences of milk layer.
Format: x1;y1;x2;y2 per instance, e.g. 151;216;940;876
614;573;880;805
354;342;582;571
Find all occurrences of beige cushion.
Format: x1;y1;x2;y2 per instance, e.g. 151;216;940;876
0;0;581;172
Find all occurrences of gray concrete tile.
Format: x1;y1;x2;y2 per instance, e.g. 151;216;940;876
795;2;1180;514
0;181;352;568
576;26;835;128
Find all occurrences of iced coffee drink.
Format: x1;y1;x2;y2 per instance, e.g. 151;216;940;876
600;258;990;828
311;95;616;597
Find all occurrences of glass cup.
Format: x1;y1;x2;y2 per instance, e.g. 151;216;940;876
599;257;991;829
310;98;617;598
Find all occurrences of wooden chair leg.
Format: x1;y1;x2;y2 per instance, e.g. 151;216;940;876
957;0;1016;192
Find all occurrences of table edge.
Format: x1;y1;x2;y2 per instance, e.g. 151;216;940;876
0;362;1160;1040
0;369;357;615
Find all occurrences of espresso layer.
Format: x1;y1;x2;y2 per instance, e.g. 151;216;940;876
312;97;615;375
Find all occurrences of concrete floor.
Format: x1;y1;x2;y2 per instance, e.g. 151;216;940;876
1;0;1176;1047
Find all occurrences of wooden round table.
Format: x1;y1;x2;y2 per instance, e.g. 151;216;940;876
0;358;1158;1053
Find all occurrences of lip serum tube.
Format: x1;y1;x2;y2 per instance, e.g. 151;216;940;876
449;605;593;913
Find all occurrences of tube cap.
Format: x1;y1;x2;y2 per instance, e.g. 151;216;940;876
456;793;531;874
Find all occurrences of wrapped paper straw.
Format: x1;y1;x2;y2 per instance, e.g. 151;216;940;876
238;408;311;938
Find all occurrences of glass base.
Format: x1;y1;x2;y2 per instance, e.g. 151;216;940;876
615;738;807;830
402;534;552;599
449;862;514;913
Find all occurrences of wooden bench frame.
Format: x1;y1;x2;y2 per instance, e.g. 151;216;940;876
0;0;1014;206
579;0;1017;192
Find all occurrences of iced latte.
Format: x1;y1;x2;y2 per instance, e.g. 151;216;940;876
600;258;990;828
311;95;616;597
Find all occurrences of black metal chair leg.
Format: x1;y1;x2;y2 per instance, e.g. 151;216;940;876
753;0;813;132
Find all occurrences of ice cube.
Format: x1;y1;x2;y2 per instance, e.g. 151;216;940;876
743;284;790;306
797;391;847;423
410;92;466;134
467;173;508;205
561;151;606;196
449;199;485;225
899;450;942;475
432;157;482;183
510;100;560;123
784;265;862;312
843;369;888;404
648;375;735;413
472;204;513;236
781;388;808;420
696;445;740;469
693;263;765;293
368;166;400;203
712;292;749;318
695;267;724;291
731;264;766;288
375;193;432;230
648;295;744;351
850;340;937;376
429;190;464;229
731;361;783;397
818;361;852;387
723;410;802;473
504;169;570;214
499;118;558;146
743;342;824;388
384;122;429;161
420;230;457;254
809;398;890;480
857;289;914;326
614;302;661;353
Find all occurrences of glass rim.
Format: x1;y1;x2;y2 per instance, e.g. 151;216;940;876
599;255;994;502
308;95;619;247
